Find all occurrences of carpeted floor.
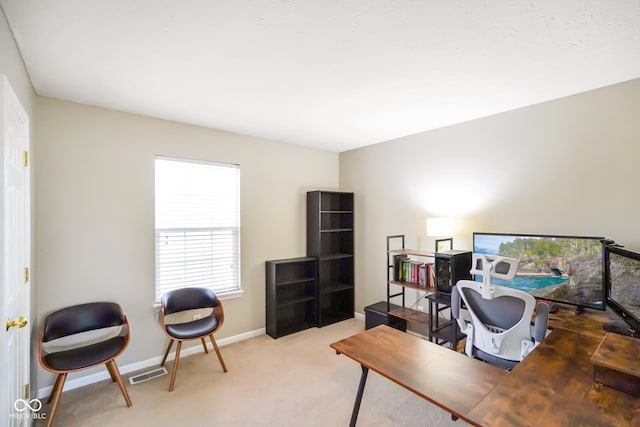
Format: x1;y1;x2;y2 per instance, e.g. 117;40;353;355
37;319;469;426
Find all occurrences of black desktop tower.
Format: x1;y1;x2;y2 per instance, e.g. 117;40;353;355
435;250;472;296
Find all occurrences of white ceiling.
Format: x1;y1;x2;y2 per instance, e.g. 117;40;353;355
2;1;640;152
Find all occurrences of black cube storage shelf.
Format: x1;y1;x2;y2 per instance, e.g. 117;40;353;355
266;257;318;338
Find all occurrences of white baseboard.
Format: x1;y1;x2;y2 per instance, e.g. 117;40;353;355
354;311;365;321
37;327;265;399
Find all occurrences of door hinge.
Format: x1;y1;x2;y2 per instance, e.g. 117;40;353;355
24;267;29;283
24;384;29;400
24;151;29;167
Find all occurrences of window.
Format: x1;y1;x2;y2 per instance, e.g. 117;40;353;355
155;157;240;301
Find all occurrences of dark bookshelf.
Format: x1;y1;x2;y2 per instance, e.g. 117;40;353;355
266;257;318;338
307;191;354;327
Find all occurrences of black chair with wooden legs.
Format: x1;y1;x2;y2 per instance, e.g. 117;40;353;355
39;302;132;427
160;287;228;391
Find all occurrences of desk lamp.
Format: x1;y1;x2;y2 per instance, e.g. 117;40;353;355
427;217;453;252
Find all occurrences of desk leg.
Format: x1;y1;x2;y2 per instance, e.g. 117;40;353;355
350;365;369;427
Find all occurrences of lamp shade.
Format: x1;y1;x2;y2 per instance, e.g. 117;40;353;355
426;217;453;237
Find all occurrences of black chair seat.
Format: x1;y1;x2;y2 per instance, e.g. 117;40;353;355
165;316;219;340
44;336;126;371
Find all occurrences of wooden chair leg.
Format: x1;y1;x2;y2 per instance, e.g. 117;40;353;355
47;373;64;404
106;359;117;382
209;334;228;372
161;340;174;367
201;337;209;353
45;373;67;427
108;360;133;407
168;341;182;392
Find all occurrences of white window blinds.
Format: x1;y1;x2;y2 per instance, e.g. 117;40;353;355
155;157;240;301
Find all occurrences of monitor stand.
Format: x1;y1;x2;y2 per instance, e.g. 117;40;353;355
603;320;638;338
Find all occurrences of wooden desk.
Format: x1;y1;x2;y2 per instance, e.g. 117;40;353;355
332;309;640;427
467;328;640;426
591;332;640;397
330;325;508;426
547;305;612;339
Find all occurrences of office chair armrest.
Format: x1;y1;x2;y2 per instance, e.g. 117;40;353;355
451;287;461;320
533;302;549;343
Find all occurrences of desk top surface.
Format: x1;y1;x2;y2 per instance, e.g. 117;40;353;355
468;327;640;426
591;332;640;377
332;306;640;427
330;325;508;424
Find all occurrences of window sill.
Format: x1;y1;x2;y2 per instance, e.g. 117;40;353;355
153;289;244;320
217;289;245;300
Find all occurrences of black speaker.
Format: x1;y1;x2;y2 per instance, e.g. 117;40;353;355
435;250;472;296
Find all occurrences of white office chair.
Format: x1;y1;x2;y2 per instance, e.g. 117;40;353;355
451;254;549;370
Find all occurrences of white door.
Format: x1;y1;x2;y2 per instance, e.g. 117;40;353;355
0;75;31;427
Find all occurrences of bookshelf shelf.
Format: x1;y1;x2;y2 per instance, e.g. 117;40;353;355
318;253;352;261
388;307;430;325
389;248;435;258
387;280;429;292
277;295;317;308
319;281;353;295
321;228;353;233
386;235;434;328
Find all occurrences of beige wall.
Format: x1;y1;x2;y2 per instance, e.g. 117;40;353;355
34;97;338;387
340;78;640;315
0;8;33;113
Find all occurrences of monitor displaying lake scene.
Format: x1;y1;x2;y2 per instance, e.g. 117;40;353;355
473;232;605;310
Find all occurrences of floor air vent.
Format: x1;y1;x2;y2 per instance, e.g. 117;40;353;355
128;367;168;385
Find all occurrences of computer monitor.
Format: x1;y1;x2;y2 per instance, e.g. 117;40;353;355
604;244;640;338
473;232;606;312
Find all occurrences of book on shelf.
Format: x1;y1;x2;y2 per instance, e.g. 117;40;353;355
393;254;408;281
419;262;435;289
393;256;434;288
402;259;410;282
418;263;426;288
398;259;425;286
412;261;418;283
427;262;435;288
